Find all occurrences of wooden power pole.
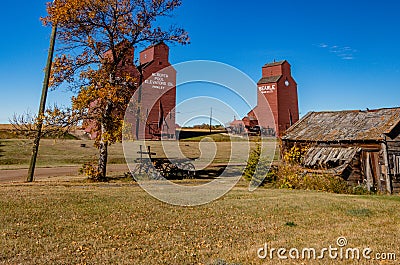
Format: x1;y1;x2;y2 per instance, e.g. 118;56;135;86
27;23;57;182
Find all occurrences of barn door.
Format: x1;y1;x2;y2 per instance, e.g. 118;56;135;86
364;151;383;192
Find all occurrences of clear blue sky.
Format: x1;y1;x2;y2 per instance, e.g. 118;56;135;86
0;0;399;125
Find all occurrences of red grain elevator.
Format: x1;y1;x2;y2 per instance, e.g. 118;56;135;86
248;60;299;136
136;42;176;140
83;42;176;140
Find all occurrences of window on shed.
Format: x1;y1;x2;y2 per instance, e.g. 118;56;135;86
394;155;400;175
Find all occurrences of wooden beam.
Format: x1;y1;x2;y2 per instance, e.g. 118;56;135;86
381;136;393;194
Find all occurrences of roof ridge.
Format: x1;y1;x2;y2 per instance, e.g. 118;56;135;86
310;107;400;114
263;60;287;67
282;107;400;141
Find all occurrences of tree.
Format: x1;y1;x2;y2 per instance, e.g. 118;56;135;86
42;0;189;180
10;107;81;139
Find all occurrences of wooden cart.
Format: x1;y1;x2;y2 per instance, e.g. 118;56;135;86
129;145;196;180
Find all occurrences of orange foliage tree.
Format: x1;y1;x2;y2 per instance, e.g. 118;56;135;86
42;0;189;180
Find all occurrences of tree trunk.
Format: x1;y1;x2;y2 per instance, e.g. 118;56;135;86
98;122;108;180
97;101;112;181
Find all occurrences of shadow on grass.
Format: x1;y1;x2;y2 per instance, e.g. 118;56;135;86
196;166;226;179
117;165;234;183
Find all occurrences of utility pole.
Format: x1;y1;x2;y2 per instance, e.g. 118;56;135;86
27;22;58;182
209;107;212;133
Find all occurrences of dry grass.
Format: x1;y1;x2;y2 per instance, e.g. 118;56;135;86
0;180;399;264
0;139;274;169
0;125;14;130
0;139;126;169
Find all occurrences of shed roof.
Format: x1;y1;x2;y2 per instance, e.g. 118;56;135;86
282;107;400;142
257;75;282;85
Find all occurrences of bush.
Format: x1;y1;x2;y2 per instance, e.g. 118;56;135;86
243;159;352;194
283;144;309;164
271;163;351;194
243;143;273;187
242;143;261;182
352;184;373;195
79;161;104;182
243;144;354;194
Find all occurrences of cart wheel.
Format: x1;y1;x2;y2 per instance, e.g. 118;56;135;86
130;160;155;180
161;163;174;179
176;163;188;179
148;170;163;180
183;163;196;179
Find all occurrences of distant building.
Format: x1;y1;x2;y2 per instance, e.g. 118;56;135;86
281;107;400;194
135;43;176;140
228;118;246;134
230;60;299;136
84;42;176;140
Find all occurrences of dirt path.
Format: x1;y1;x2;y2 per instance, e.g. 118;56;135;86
0;164;129;183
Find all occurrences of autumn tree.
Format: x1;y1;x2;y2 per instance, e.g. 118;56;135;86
10;107;81;139
42;0;189;180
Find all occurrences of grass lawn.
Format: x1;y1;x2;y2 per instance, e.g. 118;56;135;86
0;180;399;264
0;139;127;169
0;138;277;169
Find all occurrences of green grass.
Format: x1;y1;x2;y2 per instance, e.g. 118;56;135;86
0;181;398;264
0;135;279;170
181;133;246;142
0;139;277;170
180;133;277;143
0;139;126;169
0;137;273;170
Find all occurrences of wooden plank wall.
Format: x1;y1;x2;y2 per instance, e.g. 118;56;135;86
282;139;400;193
387;139;400;193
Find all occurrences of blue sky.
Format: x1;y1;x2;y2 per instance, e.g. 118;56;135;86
0;0;399;125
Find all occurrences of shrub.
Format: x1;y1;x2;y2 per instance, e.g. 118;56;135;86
79;161;104;182
352;184;373;195
242;143;261;182
243;144;355;194
244;160;352;194
283;144;309;164
272;163;351;194
243;143;274;187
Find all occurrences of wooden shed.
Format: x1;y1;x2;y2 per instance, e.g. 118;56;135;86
281;108;400;194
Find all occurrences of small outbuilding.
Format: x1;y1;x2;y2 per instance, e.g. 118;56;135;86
281;107;400;194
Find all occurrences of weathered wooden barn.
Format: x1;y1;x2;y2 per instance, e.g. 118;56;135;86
281;108;400;194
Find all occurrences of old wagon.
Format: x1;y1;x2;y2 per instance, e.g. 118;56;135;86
129;145;196;180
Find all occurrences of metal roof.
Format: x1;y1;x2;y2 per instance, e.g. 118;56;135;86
257;75;282;84
282;108;400;142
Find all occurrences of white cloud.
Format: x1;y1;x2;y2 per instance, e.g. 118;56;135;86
316;43;357;60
